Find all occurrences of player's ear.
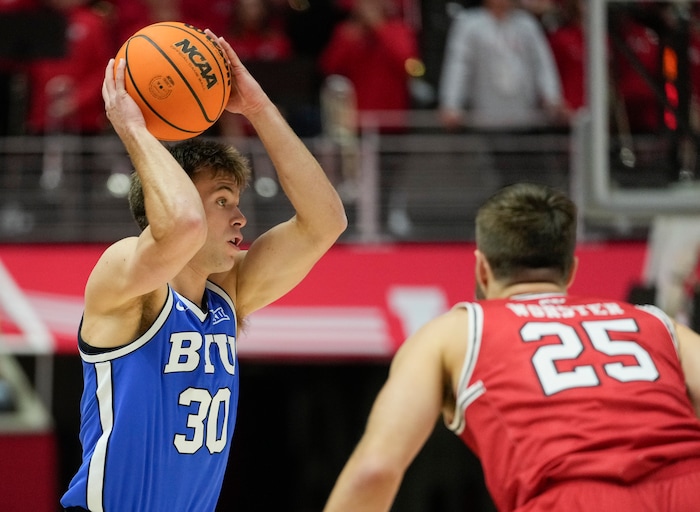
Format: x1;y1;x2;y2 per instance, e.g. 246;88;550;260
565;256;579;288
474;250;491;292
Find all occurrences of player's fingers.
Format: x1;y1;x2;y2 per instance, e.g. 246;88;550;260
114;58;126;92
205;29;240;68
102;59;115;105
104;58;115;84
204;28;220;40
102;79;109;105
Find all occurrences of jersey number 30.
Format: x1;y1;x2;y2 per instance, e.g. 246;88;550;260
174;387;231;454
521;318;660;396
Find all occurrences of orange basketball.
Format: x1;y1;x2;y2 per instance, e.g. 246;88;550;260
114;22;231;141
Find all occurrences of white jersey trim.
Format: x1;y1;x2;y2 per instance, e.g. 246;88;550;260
173;289;207;321
447;302;486;435
86;361;114;512
80;287;175;363
206;280;235;313
635;303;680;355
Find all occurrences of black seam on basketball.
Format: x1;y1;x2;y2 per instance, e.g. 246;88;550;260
123;41;202;137
142;23;229;121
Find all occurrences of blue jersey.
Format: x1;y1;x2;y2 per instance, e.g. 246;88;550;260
61;282;239;512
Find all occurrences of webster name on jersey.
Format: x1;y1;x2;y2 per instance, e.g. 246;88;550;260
505;298;625;319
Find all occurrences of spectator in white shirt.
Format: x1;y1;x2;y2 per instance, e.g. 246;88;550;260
439;0;569;131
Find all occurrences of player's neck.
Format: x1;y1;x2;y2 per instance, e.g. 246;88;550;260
170;271;208;310
494;282;566;300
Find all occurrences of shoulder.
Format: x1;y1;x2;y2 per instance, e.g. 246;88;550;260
400;306;470;346
419;305;471;342
100;235;139;254
87;237;139;289
393;306;470;375
89;237;139;280
83;237;160;324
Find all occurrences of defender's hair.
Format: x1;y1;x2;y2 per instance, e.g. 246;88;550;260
128;139;252;231
475;183;577;284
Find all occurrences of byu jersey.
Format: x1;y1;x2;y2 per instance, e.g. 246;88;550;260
447;293;700;512
61;282;239;512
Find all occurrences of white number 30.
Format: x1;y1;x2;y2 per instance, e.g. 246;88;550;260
521;319;660;396
174;387;231;454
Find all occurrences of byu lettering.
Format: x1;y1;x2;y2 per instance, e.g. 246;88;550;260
164;332;236;374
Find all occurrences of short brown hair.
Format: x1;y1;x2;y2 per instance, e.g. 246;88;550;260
128;139;252;231
475;183;577;284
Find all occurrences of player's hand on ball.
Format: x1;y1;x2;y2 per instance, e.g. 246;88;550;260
102;58;147;135
205;29;270;118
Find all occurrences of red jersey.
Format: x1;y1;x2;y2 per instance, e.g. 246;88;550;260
447;293;700;512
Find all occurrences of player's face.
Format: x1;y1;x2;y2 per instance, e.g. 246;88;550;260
194;172;247;271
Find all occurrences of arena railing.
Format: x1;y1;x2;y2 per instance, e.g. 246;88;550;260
0;118;575;244
4;107;675;244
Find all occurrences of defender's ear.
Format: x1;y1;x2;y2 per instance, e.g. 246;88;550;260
474;250;491;295
565;256;579;288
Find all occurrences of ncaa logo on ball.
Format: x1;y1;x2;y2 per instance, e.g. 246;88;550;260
173;36;218;90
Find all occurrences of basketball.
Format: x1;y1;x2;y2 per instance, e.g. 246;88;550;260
114;22;231;141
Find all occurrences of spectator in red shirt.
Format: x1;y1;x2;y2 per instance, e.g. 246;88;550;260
25;0;113;134
319;0;420;129
226;0;292;63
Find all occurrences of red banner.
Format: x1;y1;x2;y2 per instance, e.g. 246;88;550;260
0;242;648;358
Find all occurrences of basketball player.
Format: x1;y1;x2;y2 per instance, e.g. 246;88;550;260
323;183;700;512
60;33;347;511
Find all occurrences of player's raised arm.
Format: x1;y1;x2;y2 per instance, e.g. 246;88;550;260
207;30;347;319
87;59;207;319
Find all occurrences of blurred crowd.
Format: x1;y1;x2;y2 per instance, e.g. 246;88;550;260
2;0;699;294
0;0;345;136
0;0;698;138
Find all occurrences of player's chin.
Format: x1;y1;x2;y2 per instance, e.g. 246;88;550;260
214;257;236;275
